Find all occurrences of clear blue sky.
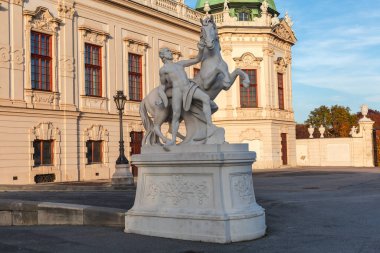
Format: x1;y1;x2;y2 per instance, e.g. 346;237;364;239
185;0;380;123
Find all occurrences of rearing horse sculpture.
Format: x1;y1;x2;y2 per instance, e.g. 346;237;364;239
139;15;249;146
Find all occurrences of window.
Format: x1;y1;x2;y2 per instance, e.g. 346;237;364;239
31;31;52;91
238;12;251;21
240;69;258;108
86;140;103;164
128;53;143;101
33;140;54;166
278;73;284;110
85;43;102;96
193;67;200;78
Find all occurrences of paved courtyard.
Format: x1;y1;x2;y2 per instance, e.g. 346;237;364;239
0;167;380;253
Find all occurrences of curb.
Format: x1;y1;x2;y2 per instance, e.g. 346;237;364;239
0;199;126;228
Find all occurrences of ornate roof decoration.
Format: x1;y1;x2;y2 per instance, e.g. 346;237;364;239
271;20;297;44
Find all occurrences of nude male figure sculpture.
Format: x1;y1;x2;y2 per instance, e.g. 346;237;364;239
157;44;215;146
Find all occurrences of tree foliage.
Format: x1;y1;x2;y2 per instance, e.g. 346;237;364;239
304;105;357;138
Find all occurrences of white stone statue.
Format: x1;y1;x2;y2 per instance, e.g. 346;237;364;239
271;13;280;26
308;125;314;138
156;45;216;148
360;104;371;122
127;16;265;244
284;11;293;27
203;1;210;15
260;0;269;13
318;125;325;138
139;16;250;147
223;0;229;11
350;126;359;137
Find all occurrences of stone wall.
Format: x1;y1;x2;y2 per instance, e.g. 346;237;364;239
296;118;374;167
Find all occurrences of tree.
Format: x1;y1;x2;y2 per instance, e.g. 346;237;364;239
356;109;380;129
304;105;357;138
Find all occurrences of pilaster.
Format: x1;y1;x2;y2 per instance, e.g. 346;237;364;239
58;0;76;111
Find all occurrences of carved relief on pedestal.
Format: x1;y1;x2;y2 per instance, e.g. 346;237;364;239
234;52;263;68
230;173;256;207
144;174;212;208
80;95;108;113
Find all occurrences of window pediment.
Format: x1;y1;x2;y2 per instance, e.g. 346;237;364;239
234;52;262;68
24;7;62;34
125;38;150;55
79;26;109;46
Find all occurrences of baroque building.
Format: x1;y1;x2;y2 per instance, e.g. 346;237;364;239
0;0;296;184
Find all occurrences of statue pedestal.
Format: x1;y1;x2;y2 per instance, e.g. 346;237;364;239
125;144;266;243
112;164;134;188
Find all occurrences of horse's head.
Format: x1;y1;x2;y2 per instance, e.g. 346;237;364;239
200;16;218;50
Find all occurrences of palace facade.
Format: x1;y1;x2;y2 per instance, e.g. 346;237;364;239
0;0;296;184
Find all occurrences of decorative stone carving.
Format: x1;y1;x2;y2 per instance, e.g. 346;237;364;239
0;46;10;63
9;0;24;6
231;174;255;205
12;49;24;65
125;38;150;55
349;126;360;137
60;57;75;74
275;57;288;73
81;96;108;112
84;125;109;141
79;26;109;46
234;52;263;68
240;128;262;141
263;47;275;57
24;7;62;34
359;104;371;122
284;12;294;28
57;1;75;19
32;122;61;141
272;22;296;44
146;175;209;206
271;14;280;27
260;0;268;14
25;89;60;109
308;126;314;139
318;125;325;138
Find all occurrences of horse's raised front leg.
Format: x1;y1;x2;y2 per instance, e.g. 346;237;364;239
223;68;250;90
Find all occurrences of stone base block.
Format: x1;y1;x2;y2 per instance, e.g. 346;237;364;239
112;164;134;188
125;144;266;243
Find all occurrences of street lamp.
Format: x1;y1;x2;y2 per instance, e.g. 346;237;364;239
112;90;133;188
114;90;128;165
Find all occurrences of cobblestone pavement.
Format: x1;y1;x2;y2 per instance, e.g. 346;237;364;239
1;167;380;253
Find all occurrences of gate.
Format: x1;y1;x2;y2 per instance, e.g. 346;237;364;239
373;129;380;167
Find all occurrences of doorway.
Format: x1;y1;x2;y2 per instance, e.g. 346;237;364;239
281;133;288;165
130;131;143;177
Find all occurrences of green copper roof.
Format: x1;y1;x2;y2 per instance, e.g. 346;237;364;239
195;0;277;11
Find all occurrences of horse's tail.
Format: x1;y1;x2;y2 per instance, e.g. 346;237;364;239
139;99;154;145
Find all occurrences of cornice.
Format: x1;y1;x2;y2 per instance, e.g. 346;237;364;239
88;0;201;33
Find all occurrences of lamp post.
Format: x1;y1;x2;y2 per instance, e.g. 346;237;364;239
111;90;134;187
